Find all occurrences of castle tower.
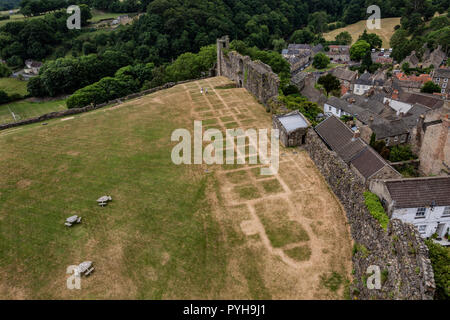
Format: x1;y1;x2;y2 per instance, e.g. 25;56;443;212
216;36;229;76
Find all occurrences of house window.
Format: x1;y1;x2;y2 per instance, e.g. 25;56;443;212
443;83;447;88
418;225;427;233
442;89;446;94
443;206;450;217
435;78;440;82
394;136;398;142
415;207;426;218
444;78;448;82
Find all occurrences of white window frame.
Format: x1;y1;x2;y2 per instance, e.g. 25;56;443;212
415;207;426;218
442;89;446;94
443;206;450;217
418;225;427;233
444;78;448;82
443;83;447;88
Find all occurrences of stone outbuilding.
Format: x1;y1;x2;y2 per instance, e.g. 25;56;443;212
272;110;310;147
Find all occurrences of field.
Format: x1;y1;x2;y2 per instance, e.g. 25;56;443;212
0;99;67;124
0;78;28;96
0;77;352;299
324;17;401;48
0;13;42;27
89;9;128;22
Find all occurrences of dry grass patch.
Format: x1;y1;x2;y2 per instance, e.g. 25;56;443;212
284;245;311;262
233;184;261;200
254;199;309;248
259;179;283;194
225;170;250;184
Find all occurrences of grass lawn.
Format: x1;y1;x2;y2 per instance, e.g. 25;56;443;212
0;77;352;299
324;17;401;48
89;10;128;22
0;99;67;124
0;13;43;27
0;78;28;96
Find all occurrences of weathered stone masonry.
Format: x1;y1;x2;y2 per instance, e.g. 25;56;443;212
217;36;279;106
305;128;435;300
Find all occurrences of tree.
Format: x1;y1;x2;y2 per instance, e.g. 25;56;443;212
350;40;370;61
272;38;286;52
421;81;441;94
0;89;9;104
425;240;449;300
358;30;382;49
307;11;328;34
0;63;12;77
335;31;352;45
318;74;340;96
313;52;330;69
389;145;414;162
290;28;314;44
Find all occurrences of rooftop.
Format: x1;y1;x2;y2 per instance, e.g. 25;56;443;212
433;68;450;79
384;176;450;208
315;116;394;179
276;111;309;133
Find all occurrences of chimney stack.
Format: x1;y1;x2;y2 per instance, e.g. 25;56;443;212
352;129;360;140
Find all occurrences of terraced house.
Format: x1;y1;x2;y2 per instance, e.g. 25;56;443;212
370;177;450;245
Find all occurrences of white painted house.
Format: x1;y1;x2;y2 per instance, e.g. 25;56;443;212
370;176;450;246
353;73;373;95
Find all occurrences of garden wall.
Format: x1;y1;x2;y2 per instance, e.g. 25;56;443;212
304;128;435;300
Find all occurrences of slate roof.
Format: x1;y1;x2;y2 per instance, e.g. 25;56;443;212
399;92;444;109
276;111;309;133
315;116;366;162
315;116;394;179
370;119;409;139
312;44;324;54
332;68;357;82
385;177;450;208
355;72;373;85
288;44;311;50
350;147;388;179
363;99;385;114
433;68;450;79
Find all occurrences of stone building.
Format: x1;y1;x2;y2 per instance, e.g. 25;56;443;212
216;36;279;106
314;116;401;184
272;111;309;147
432;68;450;96
331;67;357;95
326;45;350;63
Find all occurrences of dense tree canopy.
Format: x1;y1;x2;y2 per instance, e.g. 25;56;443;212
350;40;371;61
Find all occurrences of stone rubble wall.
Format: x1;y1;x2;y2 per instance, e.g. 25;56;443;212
0;78;206;131
217;48;279;106
304;128;435;300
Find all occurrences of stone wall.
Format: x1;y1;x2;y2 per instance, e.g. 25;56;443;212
304;128;435;300
0;79;205;131
415;102;450;175
217;36;279;106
